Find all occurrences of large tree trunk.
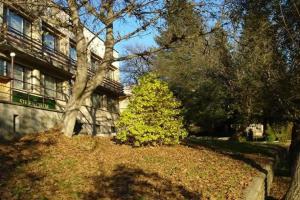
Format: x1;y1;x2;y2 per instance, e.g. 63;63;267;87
60;0;114;137
62;97;83;137
62;107;79;137
285;123;300;200
60;0;89;137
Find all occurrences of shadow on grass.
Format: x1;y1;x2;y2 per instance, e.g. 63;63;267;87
81;164;201;200
185;138;291;200
186;138;289;175
0;134;56;199
187;138;287;157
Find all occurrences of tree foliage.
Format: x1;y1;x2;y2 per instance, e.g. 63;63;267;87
116;73;187;146
155;0;237;133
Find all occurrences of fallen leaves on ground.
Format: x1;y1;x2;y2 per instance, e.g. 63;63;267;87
0;130;276;200
268;176;291;200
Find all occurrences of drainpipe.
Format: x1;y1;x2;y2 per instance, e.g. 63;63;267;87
10;52;17;135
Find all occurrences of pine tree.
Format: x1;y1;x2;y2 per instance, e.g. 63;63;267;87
155;0;208;94
154;0;216;129
235;0;285;126
116;73;187;146
155;1;239;133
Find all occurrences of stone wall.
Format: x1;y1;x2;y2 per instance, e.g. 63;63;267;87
243;161;275;200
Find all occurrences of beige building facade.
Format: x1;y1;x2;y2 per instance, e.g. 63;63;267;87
119;85;134;113
0;3;123;139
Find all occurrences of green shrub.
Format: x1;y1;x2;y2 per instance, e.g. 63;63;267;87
265;124;276;142
116;73;187;146
276;122;293;142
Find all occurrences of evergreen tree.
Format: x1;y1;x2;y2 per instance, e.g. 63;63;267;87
155;0;214;129
155;1;237;133
234;0;285;127
155;0;208;93
230;1;300;198
116;73;187;146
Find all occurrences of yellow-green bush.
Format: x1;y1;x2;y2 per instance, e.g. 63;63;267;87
116;73;187;146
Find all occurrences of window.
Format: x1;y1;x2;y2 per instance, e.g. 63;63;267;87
69;40;77;62
57;82;64;100
41;74;64;99
91;53;102;72
6;8;31;36
106;69;114;80
107;97;118;113
91;57;98;72
13;65;32;91
92;94;101;109
92;93;105;109
43;32;57;51
0;60;8;76
41;75;56;98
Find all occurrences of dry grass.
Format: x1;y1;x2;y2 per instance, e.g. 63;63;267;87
0;130;273;200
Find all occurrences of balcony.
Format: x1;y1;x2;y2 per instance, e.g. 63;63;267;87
88;68;123;95
102;77;123;94
0;24;76;74
0;25;123;95
0;78;67;111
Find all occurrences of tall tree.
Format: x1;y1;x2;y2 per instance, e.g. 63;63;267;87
275;0;300;198
62;0;165;136
234;0;285;127
155;0;237;133
228;0;300;198
155;0;212;128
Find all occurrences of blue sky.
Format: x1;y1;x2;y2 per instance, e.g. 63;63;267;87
112;0;223;55
115;29;158;54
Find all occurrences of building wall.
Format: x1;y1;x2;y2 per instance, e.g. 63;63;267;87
0;3;121;80
0;2;123;138
246;124;264;137
78;104;119;136
119;85;133;113
0;102;62;139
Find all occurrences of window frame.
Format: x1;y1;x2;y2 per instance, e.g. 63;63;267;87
42;31;57;51
90;53;102;72
0;59;8;77
106;69;115;80
41;74;64;100
13;65;32;91
69;40;77;62
107;96;118;113
6;8;31;37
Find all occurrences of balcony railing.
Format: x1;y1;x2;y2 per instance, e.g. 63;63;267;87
0;24;123;95
88;68;123;94
0;78;67;111
0;24;76;73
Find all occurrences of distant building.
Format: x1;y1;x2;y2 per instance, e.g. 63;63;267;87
246;124;264;138
119;85;134;113
0;3;123;138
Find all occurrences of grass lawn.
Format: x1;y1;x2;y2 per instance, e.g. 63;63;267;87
0;131;288;200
